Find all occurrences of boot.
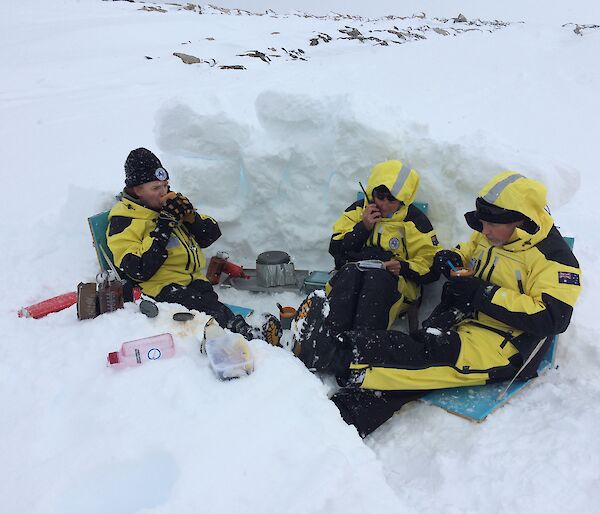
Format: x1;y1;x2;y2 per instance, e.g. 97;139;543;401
226;314;254;340
291;291;337;371
227;313;282;347
254;312;283;347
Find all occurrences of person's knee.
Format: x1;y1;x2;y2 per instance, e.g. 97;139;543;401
336;263;362;280
415;328;461;364
363;269;396;289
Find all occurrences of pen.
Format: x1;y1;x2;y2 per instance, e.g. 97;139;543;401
447;260;459;273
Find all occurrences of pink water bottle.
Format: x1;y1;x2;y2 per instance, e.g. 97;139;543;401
107;333;175;367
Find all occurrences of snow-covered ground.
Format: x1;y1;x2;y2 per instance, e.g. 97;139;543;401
1;1;599;512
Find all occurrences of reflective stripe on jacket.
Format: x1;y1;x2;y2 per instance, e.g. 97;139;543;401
454;172;582;362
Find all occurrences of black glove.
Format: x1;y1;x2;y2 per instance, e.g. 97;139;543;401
421;301;472;331
151;215;177;245
433;250;464;278
443;276;489;310
177;193;196;223
397;260;411;279
162;192;194;222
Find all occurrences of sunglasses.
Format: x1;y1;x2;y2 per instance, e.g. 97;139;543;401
373;190;398;202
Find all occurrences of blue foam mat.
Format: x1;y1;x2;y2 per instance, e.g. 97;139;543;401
422;335;558;422
225;304;253;318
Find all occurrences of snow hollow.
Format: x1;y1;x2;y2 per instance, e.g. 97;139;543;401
1;1;599;513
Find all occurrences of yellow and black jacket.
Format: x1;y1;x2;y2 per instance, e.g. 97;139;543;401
451;171;582;376
107;192;221;297
351;172;582;391
329;160;439;290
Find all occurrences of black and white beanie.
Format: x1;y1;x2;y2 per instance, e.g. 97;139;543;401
124;148;169;187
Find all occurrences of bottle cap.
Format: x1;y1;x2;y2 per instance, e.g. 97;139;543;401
107;352;120;365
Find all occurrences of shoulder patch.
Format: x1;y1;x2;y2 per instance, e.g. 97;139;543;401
344;199;364;213
431;235;440;246
558;271;580;286
405;204;434;233
108;216;133;237
536;226;579;268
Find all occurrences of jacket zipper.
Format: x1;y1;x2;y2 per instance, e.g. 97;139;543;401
476;247;494;279
485;256;499;282
400;232;408;258
515;270;525;294
473;251;484;274
368;223;376;246
181;224;199;272
465;321;514;349
175;227;192;271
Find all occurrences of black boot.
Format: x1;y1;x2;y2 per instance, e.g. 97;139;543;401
254;312;283;347
227;313;282;347
226;314;254;340
291;292;338;371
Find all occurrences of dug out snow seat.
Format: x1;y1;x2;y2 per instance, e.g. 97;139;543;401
87;210;252;317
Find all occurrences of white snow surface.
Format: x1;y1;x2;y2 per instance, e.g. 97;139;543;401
1;1;599;513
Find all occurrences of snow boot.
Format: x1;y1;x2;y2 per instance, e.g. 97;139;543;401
227;313;282;347
257;312;283;347
290;291;337;371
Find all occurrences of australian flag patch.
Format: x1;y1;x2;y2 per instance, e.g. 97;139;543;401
558;271;580;286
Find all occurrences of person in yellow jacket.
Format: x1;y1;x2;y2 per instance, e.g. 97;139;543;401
327;160;439;330
107;148;281;343
292;171;582;436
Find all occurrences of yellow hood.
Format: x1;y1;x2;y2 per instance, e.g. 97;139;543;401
467;171;554;248
365;160;420;208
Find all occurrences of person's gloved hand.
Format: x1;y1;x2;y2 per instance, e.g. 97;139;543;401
432;250;464;278
177;193;196;223
161;192;195;223
443;276;489;310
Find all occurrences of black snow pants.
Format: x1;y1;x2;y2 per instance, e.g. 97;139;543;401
327;327;461;437
327;263;402;331
153;279;235;327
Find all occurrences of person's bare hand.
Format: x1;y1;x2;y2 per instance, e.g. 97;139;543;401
384;260;401;276
362;204;381;230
